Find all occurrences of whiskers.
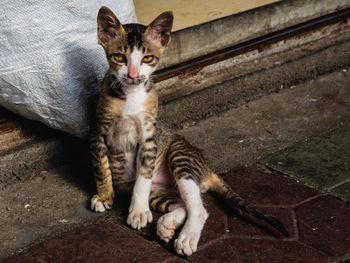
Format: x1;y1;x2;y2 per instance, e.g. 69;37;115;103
109;73;149;97
109;75;123;91
148;74;154;83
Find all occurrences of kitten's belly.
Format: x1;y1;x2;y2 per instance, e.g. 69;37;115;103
114;150;174;187
152;156;175;187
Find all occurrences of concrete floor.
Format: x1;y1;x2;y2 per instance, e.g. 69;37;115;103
178;67;350;172
265;124;350;203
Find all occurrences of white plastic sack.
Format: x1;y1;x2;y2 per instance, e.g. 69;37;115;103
0;0;137;138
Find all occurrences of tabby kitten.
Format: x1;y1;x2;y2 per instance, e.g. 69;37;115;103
90;6;288;256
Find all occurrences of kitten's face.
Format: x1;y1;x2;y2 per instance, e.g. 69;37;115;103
97;7;173;88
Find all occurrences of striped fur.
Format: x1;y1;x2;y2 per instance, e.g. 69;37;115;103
90;6;287;256
90;7;172;220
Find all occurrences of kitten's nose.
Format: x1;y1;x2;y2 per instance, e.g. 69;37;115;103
128;64;140;81
128;72;139;80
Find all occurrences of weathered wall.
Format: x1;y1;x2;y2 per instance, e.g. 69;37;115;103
159;0;350;69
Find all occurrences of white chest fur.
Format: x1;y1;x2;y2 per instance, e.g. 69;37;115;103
123;87;147;117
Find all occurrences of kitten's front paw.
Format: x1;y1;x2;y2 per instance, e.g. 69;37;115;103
127;205;153;230
90;194;113;213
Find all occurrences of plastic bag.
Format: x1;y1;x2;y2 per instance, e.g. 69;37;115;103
0;0;137;138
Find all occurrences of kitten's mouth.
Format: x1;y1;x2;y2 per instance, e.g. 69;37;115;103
115;72;147;87
129;80;139;85
125;76;146;86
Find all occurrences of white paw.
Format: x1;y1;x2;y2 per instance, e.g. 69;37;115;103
90;196;111;213
174;208;207;256
127;205;153;230
175;230;201;256
157;207;186;243
157;214;177;243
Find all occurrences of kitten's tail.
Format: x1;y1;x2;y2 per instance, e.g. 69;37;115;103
208;173;289;238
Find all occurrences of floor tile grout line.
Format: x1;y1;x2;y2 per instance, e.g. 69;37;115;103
253;194;324;209
291;208;300;241
298;241;332;259
262;164;347;201
30;252;48;263
295;219;343;258
334;252;350;263
327;178;350;191
196;233;231;253
226;234;288;241
290;194;325;208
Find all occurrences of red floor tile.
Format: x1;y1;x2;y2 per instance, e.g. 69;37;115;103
31;222;174;263
296;195;350;257
190;238;330;263
220;168;320;206
164;257;188;263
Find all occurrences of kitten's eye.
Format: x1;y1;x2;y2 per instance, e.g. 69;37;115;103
142;55;154;63
112;53;126;63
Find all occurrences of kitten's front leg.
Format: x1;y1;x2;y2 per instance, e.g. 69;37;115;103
90;133;115;212
127;116;157;230
127;170;153;230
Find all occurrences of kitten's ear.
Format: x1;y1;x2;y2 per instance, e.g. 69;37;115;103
97;6;126;46
144;11;173;47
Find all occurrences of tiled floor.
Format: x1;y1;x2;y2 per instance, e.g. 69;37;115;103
4;124;350;262
4;166;350;262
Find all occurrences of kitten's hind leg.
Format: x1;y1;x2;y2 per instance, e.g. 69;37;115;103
174;178;208;256
157;207;186;242
165;136;210;256
150;189;186;243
